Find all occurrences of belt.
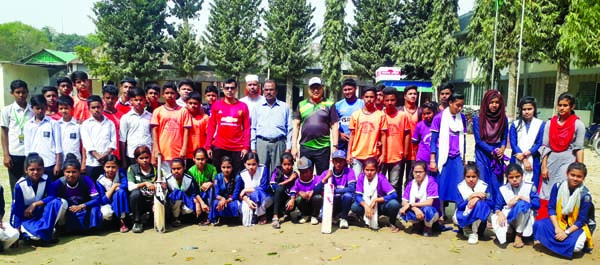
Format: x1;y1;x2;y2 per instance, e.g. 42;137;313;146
257;135;286;143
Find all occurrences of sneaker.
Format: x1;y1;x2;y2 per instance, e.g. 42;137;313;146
132;223;143;233
339;219;349;229
298;216;310;224
423;227;432;237
272;218;280;229
311;217;319;225
468;233;478;245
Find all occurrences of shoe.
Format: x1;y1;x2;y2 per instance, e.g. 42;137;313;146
171;219;182;227
272;218;280;229
142;212;150;225
468;233;478;244
423;227;432;237
132;223;143;233
298;216;309;224
339;219;349;229
311;217;319;225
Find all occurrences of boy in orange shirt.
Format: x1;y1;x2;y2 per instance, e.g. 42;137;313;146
185;91;208;169
151;82;192;173
70;71;92;123
381;87;411;195
346;86;388;177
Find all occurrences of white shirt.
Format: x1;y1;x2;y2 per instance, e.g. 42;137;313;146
240;95;264;119
80;116;117;167
58;117;82;162
176;98;186;108
119;109;152;158
0;102;33;156
24;116;62;166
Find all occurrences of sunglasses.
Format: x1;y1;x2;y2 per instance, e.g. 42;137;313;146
223;86;236;90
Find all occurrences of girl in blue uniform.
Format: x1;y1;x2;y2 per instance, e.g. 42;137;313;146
509;97;544;187
454;162;493;245
10;153;66;243
51;153;102;233
234;153;272;226
166;158;203;227
210;157;240;224
96;155;129;232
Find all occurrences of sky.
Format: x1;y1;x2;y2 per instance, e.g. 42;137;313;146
0;0;475;36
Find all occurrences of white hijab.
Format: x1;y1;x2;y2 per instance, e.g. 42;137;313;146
438;108;464;174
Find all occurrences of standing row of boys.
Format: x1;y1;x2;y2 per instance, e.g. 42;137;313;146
0;73;594;259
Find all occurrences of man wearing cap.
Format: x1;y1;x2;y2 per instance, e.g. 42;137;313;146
291;77;339;175
251;80;292;174
115;78;137;116
315;149;356;229
240;74;264;118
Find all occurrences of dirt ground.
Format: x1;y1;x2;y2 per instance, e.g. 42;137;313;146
1;135;599;264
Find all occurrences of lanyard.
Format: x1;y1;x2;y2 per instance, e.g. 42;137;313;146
13;108;28;131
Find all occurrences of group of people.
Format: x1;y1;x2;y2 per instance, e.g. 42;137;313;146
0;72;594;259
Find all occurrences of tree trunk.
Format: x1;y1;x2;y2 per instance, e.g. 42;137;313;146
286;77;294;111
553;58;570;113
506;58;518;120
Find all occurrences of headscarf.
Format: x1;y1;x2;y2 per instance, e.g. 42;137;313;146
478;90;507;143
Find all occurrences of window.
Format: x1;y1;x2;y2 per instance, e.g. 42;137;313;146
543;84;555;108
578;82;596;110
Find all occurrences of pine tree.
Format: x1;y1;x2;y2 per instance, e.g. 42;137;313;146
348;0;396;82
168;0;204;78
264;0;316;108
394;0;433;80
320;0;347;97
92;0;169;81
203;0;262;80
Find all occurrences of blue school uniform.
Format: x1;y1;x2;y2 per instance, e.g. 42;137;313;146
494;181;540;224
509;120;545;187
401;176;441;226
96;169;130;219
473;116;509;202
10;175;65;242
51;175;102;232
166;173;199;213
209;173;240;222
233;166;271;206
455;180;493;228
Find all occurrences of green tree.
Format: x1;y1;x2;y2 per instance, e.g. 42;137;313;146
168;0;204;78
264;0;316;107
395;0;459;89
394;0;433;80
75;45;123;82
0;22;53;61
525;0;600;110
42;26;100;52
203;0;262;80
320;0;347;97
348;0;396;82
92;0;169;81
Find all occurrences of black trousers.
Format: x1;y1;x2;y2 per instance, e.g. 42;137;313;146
129;189;154;223
211;147;242;176
7;155;25;197
297;194;323;218
299;146;330;175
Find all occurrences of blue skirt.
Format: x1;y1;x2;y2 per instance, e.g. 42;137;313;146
248;190;269;205
199;188;213;205
65;205;102;232
438;156;463;202
534;218;584;258
209;199;240;222
108;188;130;218
168;190;196;211
507;200;531;223
21;198;64;242
402;206;439;224
476;147;503;201
456;200;491;228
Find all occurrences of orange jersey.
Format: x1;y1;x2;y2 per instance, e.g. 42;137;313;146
384;111;411;163
151;105;192;160
349;109;388;160
404;109;419;160
186;111;209;159
73;96;90;123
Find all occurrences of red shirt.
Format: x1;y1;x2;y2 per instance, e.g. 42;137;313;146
74;96;90;123
104;110;123;159
115;100;132;117
205;99;250;151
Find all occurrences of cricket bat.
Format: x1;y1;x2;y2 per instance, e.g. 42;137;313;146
321;177;334;234
154;153;166;233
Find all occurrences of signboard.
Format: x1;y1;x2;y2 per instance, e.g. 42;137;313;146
375;67;403;82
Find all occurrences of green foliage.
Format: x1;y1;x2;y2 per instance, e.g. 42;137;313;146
320;0;347;94
523;0;569;65
395;0;459;86
560;0;600;68
168;24;204;78
203;0;262;79
0;22;53;61
348;0;396;82
75;45;123;82
264;0;315;80
170;0;204;23
42;26;100;52
394;0;433;80
93;0;169;81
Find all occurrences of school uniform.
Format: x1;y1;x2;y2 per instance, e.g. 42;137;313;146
58;118;82;163
166;173;199;219
233;165;273;226
0;102;33;194
80;116;117;181
454;180;493;230
290;174;323;219
209;173;240;222
24;116;62;180
10;175;67;242
119;110;152;166
401;176;441;228
534;181;595;258
315;168;356;220
127;164;160;224
96;169;130;221
491;181;540;244
51;175;103;232
473;115;509;201
351;173;401;229
509;119;545;186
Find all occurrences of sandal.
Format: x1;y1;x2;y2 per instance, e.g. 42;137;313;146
272;218;281;229
198;219;211;226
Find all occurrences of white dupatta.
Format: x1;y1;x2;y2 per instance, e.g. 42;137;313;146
363;174;379;229
514;118;543;182
409;176;429;204
438;109;464;174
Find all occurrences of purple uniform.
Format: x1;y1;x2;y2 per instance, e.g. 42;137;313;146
402;176;441;213
430;112;466;157
290;175;320;194
412;120;433;162
355;173;395;201
318;167;356;196
64;176;99;206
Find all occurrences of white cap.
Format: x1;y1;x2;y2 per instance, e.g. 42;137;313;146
308;77;322;86
245;74;259;83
